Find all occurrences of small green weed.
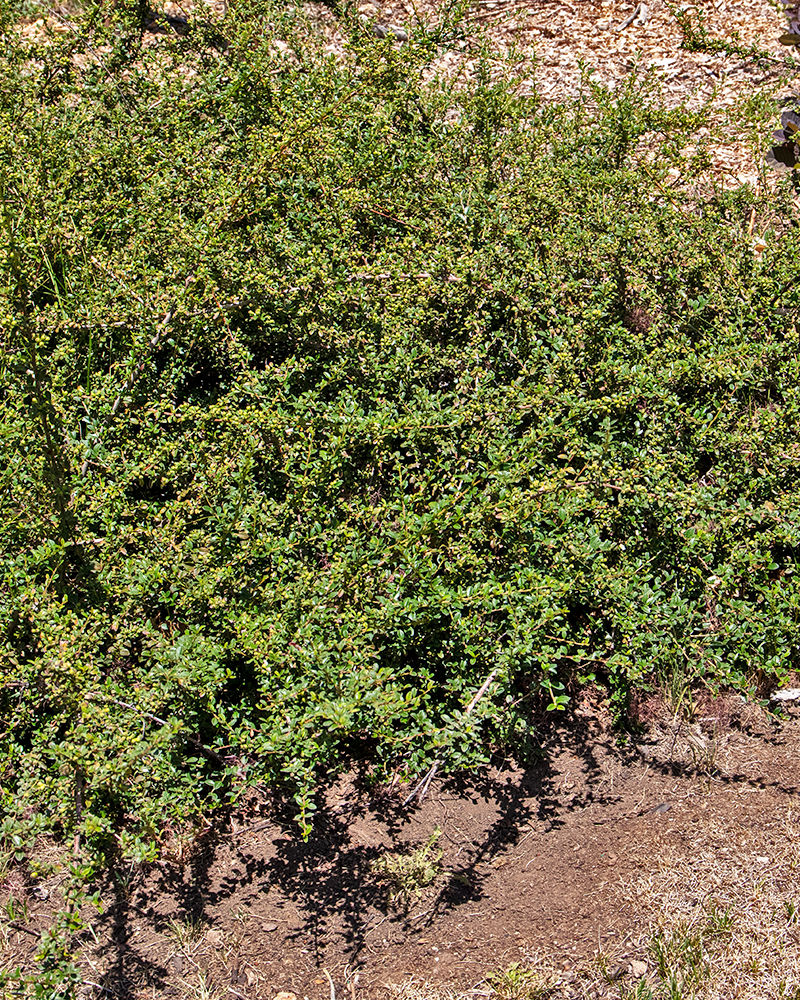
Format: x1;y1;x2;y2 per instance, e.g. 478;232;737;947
650;920;712;992
373;830;442;909
487;963;553;1000
672;3;782;65
4;894;29;925
0;851;11;886
619;982;655;1000
704;901;734;939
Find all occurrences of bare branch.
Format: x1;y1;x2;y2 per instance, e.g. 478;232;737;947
84;693;227;765
403;668;499;807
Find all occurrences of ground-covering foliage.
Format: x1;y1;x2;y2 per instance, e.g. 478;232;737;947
2;0;800;925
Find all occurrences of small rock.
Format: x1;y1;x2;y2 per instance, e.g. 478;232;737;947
372;22;408;40
245;969;258;987
172;954;183;975
650;802;671;814
261;922;279;932
770;688;800;702
630;960;647;978
205;929;224;948
273;993;298;1000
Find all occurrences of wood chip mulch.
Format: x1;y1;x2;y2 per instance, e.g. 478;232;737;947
350;0;800;184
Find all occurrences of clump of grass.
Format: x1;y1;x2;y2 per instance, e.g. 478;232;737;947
160;820;209;866
386;981;463;1000
487;962;555;1000
179;970;226;1000
166;916;208;954
0;851;11;887
372;829;443;909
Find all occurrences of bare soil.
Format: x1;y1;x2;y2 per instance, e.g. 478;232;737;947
4;693;800;999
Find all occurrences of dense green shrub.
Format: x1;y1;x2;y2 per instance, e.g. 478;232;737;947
1;0;800;864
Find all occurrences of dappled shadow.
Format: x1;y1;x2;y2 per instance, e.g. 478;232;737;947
255;822;384;963
404;716;640;926
91;820;229;996
90;883;172;997
75;707;800;995
87;710;641;982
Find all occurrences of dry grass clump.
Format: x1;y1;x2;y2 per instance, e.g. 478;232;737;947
623;808;800;999
386;981;467;1000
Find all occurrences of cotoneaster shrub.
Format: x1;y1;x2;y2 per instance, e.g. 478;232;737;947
0;0;799;867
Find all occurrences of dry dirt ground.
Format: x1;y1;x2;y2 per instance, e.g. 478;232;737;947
4;694;800;999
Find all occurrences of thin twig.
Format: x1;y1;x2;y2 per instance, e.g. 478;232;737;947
84;693;226;765
464;668;499;715
361;915;387;938
403;668;499;806
344;966;359;1000
402;764;435;808
233;819;272;838
81;981;119;997
3;921;40;938
323;968;336;1000
616;4;641;30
